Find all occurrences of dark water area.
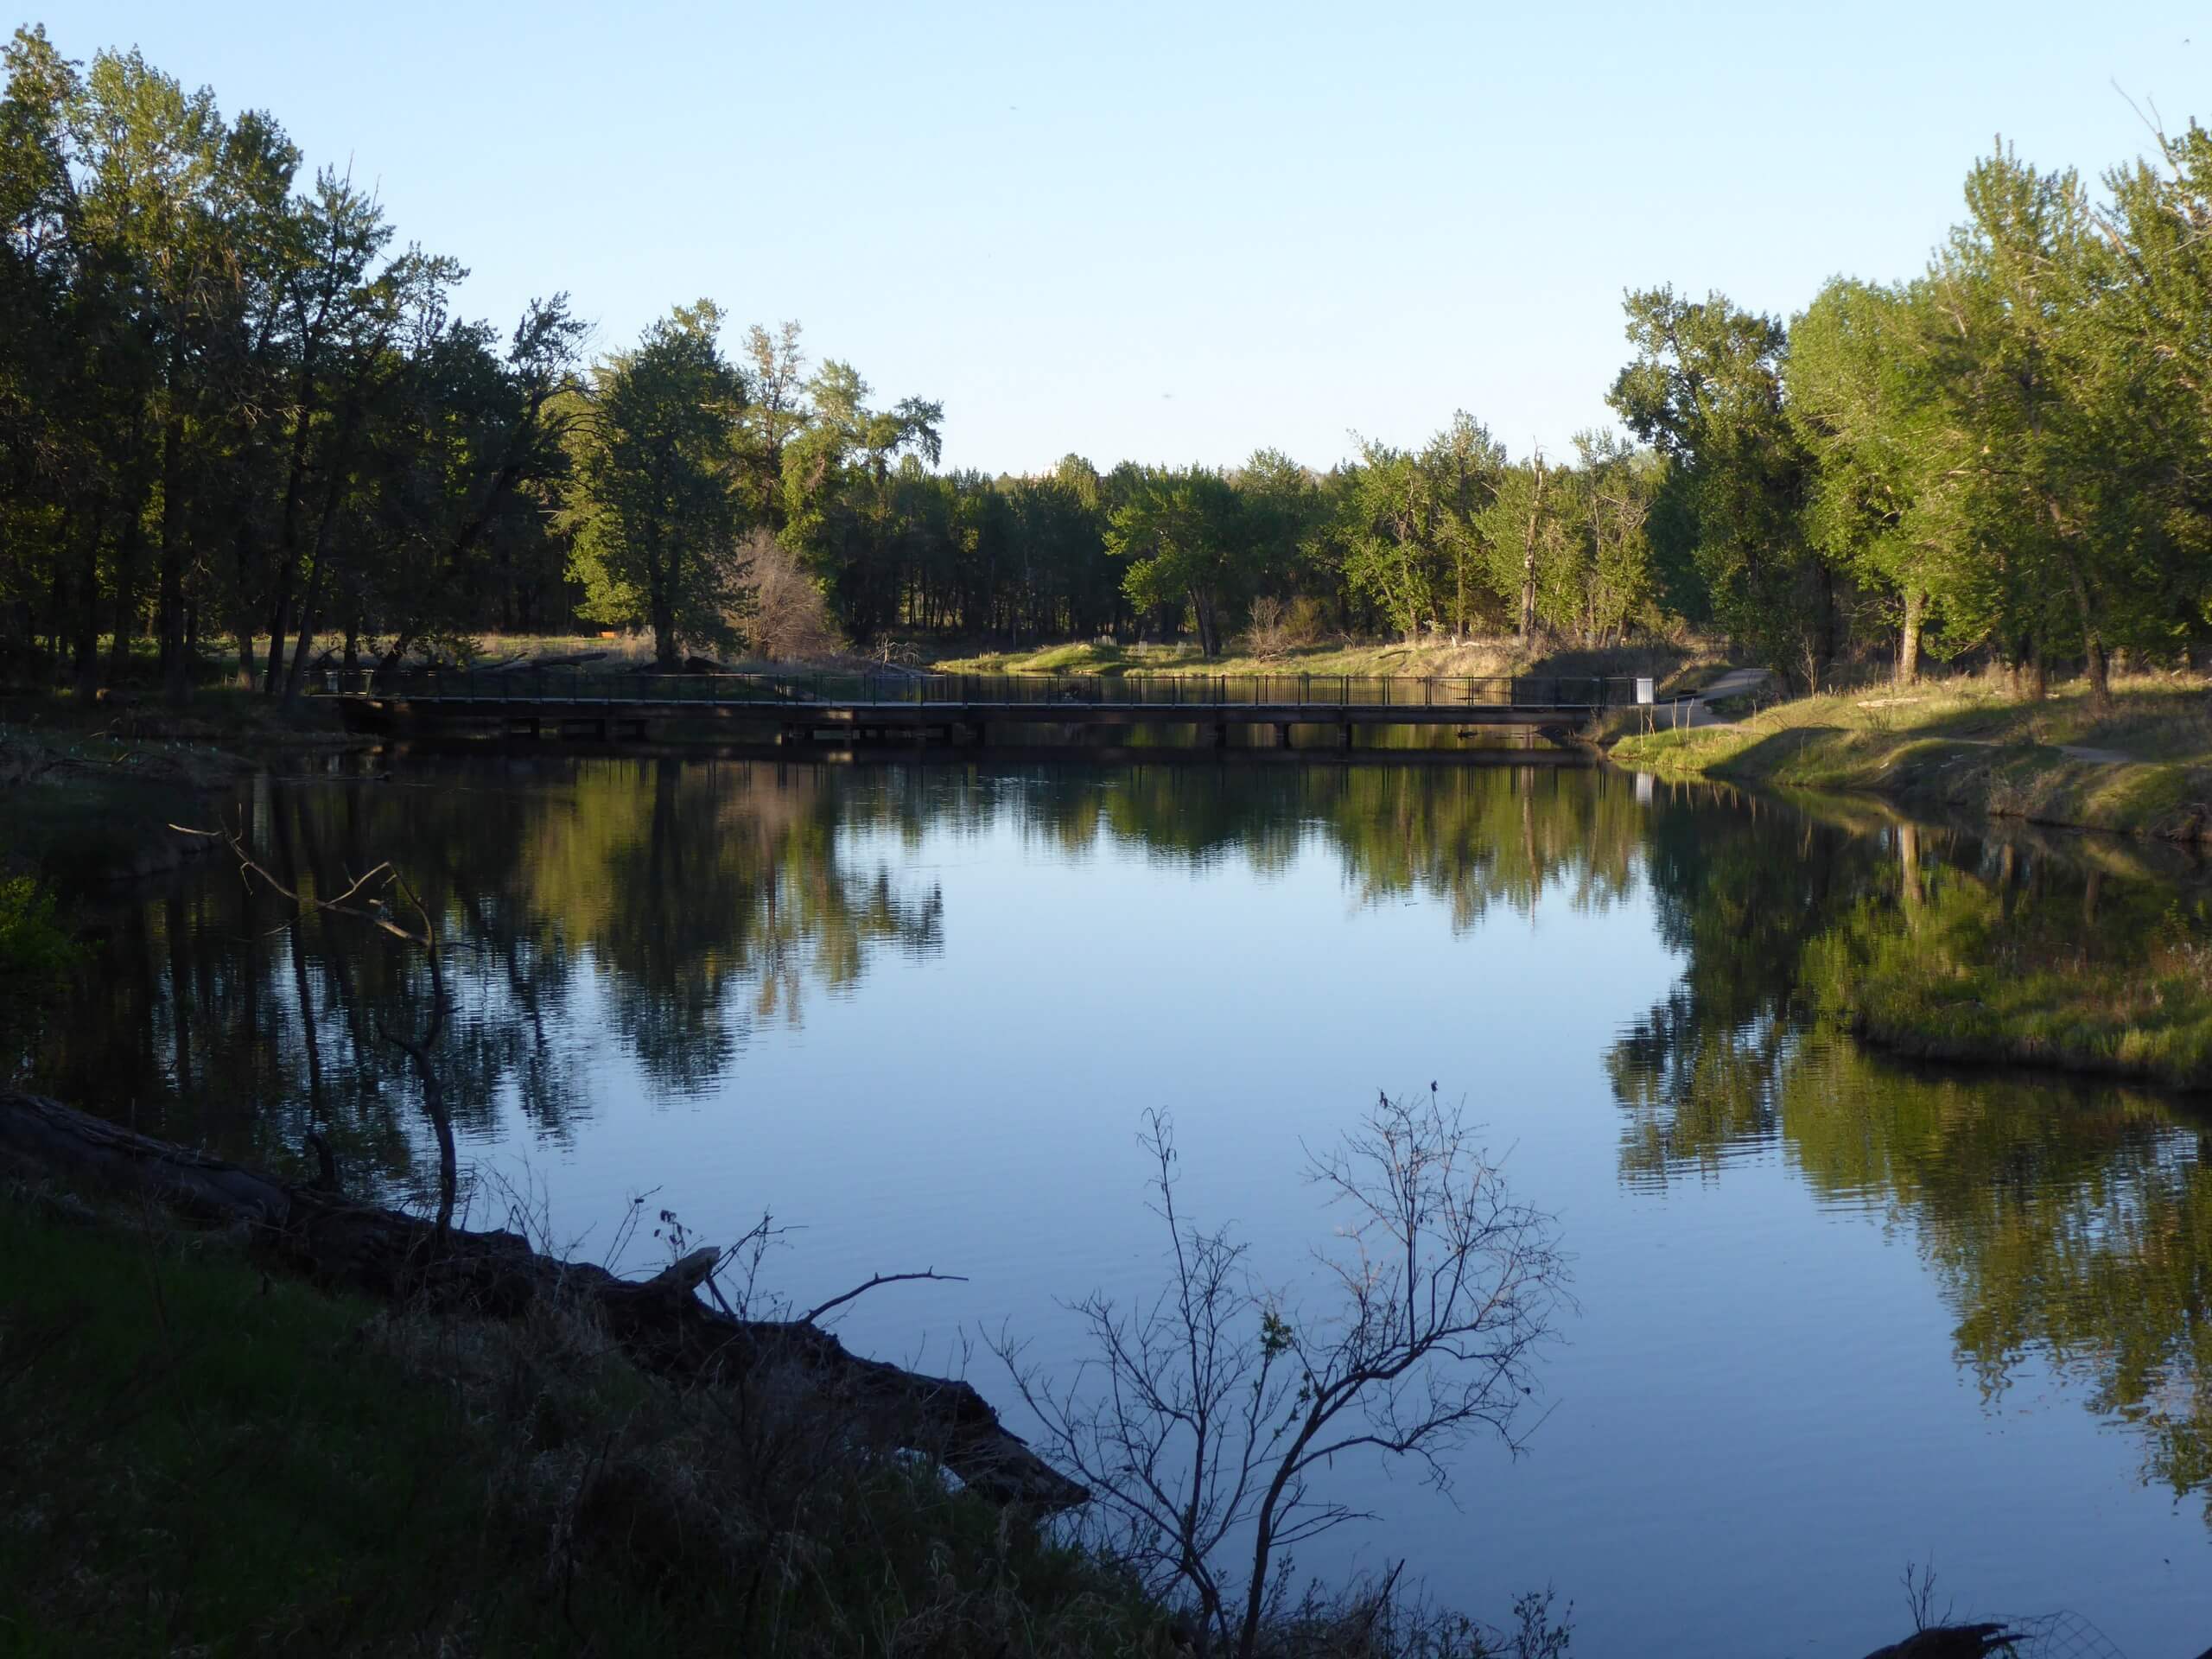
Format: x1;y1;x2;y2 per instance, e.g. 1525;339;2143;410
31;754;2212;1655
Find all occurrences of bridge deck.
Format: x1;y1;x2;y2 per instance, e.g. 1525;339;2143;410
325;669;1637;740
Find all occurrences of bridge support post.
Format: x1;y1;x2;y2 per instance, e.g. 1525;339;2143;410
1275;723;1292;749
1339;722;1353;751
1212;721;1228;750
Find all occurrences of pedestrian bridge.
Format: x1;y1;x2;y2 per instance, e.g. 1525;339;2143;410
323;668;1635;747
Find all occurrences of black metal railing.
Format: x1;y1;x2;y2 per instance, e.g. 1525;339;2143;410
323;667;1635;712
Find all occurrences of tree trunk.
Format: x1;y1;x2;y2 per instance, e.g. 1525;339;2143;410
1518;455;1546;640
107;465;151;689
0;1089;1087;1512
262;575;293;698
2047;503;2109;712
283;499;346;704
2084;638;2110;708
71;499;105;700
1897;587;1924;686
1815;560;1838;681
1190;588;1222;658
158;399;191;706
2056;550;2109;712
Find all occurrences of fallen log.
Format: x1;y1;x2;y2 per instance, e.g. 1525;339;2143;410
0;1090;1085;1512
1859;1626;2016;1659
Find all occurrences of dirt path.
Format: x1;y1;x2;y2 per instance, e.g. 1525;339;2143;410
1640;667;1775;730
1946;736;2137;766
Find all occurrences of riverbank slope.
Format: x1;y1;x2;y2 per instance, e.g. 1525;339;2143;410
932;635;1726;689
0;1174;1157;1656
1611;677;2212;842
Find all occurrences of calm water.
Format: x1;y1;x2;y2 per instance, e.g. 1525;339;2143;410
37;754;2212;1655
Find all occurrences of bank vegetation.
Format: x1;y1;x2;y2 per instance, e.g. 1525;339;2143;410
9;24;2209;707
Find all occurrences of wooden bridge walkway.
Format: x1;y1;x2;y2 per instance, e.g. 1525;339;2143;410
324;668;1637;748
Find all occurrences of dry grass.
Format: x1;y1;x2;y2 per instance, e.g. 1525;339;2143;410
932;632;1723;688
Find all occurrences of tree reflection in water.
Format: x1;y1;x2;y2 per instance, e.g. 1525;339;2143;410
1608;788;2212;1520
32;753;2212;1522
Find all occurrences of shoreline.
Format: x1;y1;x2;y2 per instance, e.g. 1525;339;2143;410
1606;687;2212;1095
1608;683;2212;846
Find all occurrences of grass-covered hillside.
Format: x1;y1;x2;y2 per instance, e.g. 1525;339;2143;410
931;635;1723;690
1612;672;2212;842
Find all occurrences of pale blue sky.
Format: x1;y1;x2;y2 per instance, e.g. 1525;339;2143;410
54;2;2206;474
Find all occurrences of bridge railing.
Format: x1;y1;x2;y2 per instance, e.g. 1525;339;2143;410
325;667;1638;711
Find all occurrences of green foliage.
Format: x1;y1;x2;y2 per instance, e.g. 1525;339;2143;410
1109;465;1250;656
564;302;749;664
0;875;76;1007
10;24;2212;697
1785;278;1963;678
1609;286;1821;677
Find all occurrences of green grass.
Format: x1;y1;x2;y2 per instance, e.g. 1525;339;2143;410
931;634;1721;688
0;1187;1168;1658
1611;673;2212;841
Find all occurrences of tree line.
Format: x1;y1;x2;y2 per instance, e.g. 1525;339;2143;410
3;22;2208;702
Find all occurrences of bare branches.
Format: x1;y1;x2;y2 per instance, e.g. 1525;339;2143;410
798;1268;969;1327
171;823;423;946
179;815;460;1232
996;1092;1569;1659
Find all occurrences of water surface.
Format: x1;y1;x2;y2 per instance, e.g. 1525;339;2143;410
39;755;2212;1655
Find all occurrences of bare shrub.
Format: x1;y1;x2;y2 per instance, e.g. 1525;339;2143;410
1242;596;1321;660
737;531;843;663
997;1092;1569;1659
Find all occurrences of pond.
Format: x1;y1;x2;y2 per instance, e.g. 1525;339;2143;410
35;753;2212;1655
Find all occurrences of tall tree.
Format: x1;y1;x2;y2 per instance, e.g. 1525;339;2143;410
1786;278;1969;683
1610;288;1823;679
1109;466;1249;657
566;301;748;666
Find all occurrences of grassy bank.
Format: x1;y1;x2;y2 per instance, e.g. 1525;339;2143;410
929;635;1722;689
0;1182;1165;1657
1612;674;2212;841
0;1172;1578;1657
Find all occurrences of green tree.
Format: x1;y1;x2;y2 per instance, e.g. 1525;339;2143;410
1920;144;2197;706
778;358;942;643
1609;287;1824;679
1109;466;1248;656
566;301;747;666
1786;277;1969;683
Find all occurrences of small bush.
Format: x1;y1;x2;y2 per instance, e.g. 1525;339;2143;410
1241;595;1322;659
737;531;845;663
0;876;77;1001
